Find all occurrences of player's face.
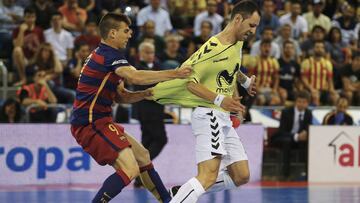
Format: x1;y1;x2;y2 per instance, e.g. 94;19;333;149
260;43;271;57
313;43;325;57
283;43;295;57
235;12;260;41
24;12;36;25
113;22;132;49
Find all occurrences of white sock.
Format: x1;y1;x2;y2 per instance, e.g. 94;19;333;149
170;177;205;203
205;170;237;193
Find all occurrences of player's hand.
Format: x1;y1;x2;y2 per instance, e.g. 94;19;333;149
174;64;192;78
144;88;154;100
247;75;256;97
220;96;245;115
19;23;28;31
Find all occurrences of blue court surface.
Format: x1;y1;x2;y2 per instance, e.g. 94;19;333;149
1;182;360;203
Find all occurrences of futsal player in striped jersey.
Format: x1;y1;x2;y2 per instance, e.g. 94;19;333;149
70;13;192;203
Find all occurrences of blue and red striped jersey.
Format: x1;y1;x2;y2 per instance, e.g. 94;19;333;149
70;43;129;126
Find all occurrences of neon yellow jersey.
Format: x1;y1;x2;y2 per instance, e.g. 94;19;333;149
153;36;243;111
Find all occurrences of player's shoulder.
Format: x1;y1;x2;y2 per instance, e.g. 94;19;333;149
97;44;128;66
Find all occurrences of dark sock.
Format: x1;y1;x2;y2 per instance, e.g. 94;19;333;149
140;163;171;203
92;170;130;203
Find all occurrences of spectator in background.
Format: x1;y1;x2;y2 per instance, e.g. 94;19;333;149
74;20;100;51
301;41;338;106
0;0;23;59
187;20;212;57
193;0;223;36
250;26;281;59
300;25;331;58
274;23;302;61
137;0;173;37
158;34;185;70
279;0;308;41
255;0;280;40
27;43;75;104
95;0;123;17
0;98;22;123
45;12;74;65
133;20;165;57
134;42;167;161
332;3;360;47
64;43;90;89
341;53;360;106
12;7;45;86
59;0;87;33
31;0;57;30
78;0;95;12
278;40;301;103
303;0;331;33
271;91;312;180
17;70;57;123
327;27;351;70
245;40;281;106
323;97;354;125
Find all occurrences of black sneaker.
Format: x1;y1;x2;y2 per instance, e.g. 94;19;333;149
169;185;181;198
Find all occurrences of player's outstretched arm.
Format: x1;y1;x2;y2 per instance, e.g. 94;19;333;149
115;65;192;85
114;82;153;104
187;82;245;114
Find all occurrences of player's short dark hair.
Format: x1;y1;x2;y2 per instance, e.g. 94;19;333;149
262;26;273;34
51;11;62;18
98;13;131;39
312;25;326;33
283;40;294;48
260;39;272;46
231;0;261;20
295;91;311;102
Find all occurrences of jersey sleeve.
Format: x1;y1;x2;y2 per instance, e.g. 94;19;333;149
106;53;130;72
301;59;310;77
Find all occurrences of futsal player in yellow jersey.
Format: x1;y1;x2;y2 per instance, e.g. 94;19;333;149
152;1;260;202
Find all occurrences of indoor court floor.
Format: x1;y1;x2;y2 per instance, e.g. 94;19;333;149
1;182;359;203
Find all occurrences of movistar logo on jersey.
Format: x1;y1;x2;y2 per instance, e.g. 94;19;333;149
216;63;239;93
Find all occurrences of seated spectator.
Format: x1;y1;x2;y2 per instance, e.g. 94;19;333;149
271;91;312;180
27;43;75;104
303;0;331;33
323;97;353;125
0;0;23;58
78;0;95;12
341;53;360;106
250;26;281;59
74;20;100;52
278;40;301;103
279;0;308;41
31;0;57;30
12;7;45;86
274;23;302;61
158;34;185;70
17;70;58;123
255;0;280;40
193;0;223;36
244;40;281;106
45;12;74;65
187;20;212;57
0;98;22;123
301;41;339;106
58;0;87;33
137;0;173;37
132;20;165;58
300;25;331;58
332;4;359;47
64;43;90;89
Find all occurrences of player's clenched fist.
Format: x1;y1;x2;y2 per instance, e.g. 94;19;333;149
174;64;192;78
220;96;246;115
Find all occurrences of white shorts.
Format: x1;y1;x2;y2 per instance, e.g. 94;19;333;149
191;107;248;168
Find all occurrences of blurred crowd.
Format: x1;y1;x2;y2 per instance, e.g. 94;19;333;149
0;0;359;123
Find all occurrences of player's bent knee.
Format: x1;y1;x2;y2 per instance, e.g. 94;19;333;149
231;171;250;187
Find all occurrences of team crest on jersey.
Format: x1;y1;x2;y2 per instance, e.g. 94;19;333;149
216;63;239;91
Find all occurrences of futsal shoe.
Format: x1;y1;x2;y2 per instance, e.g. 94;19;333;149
169;185;181;198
